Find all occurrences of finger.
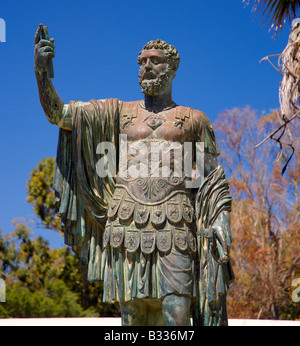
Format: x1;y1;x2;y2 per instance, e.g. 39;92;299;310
220;254;229;264
42;46;54;53
45;52;55;59
39;50;55;59
225;231;231;252
216;242;228;264
42;51;55;60
215;227;228;256
34;24;43;44
38;39;53;47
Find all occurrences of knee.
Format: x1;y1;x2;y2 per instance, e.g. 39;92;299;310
120;300;148;326
162;295;191;326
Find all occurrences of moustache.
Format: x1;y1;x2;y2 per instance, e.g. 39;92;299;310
140;71;157;80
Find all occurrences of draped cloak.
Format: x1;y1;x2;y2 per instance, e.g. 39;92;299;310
53;98;120;280
193;166;235;326
52;98;234;325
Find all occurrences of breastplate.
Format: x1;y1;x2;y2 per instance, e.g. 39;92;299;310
117;101;194;204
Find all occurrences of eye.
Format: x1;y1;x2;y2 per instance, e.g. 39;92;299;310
152;58;160;64
139;58;146;66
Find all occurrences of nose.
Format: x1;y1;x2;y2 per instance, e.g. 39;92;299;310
145;58;152;70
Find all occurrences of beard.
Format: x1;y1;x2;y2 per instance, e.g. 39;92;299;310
139;70;172;96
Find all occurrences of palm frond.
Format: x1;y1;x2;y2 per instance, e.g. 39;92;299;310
243;0;300;35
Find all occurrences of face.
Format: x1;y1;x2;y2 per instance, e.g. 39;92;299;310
138;49;173;96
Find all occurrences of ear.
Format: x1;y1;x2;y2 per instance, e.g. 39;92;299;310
171;66;177;79
171;61;179;75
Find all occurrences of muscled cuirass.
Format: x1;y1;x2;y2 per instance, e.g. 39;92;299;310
117;101;195;201
104;101;197;255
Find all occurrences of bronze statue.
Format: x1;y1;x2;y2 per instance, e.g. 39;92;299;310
34;23;234;326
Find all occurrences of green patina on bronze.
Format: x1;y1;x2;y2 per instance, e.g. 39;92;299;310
34;26;234;326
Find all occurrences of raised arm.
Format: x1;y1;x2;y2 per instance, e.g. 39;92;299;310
34;24;70;130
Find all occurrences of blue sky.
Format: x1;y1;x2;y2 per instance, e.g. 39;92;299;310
0;1;292;248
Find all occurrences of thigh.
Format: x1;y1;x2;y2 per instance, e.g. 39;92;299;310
157;248;195;299
161;294;191;326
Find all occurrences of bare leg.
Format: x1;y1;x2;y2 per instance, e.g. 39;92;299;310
161;294;191;326
120;296;191;326
147;299;165;326
119;299;148;326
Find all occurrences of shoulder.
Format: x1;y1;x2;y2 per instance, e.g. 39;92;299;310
122;100;140;106
120;100;140;110
90;98;121;108
190;108;211;127
187;107;220;155
65;98;121;121
176;106;212;132
66;98;121;109
175;105;210;121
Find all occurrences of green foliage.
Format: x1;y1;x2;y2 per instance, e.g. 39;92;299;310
0;224;120;318
3;281;97;318
26;157;61;230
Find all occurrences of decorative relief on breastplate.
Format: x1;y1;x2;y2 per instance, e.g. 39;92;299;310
122;175;185;202
174;112;190;130
121;113;137;129
143;113;166;131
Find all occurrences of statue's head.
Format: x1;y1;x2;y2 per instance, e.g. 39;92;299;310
138;39;180;96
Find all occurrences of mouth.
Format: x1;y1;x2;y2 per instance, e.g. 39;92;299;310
142;72;156;80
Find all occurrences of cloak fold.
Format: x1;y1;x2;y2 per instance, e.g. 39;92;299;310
193;165;234;326
53;98;120;280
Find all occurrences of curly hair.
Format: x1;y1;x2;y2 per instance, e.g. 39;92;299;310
137;39;180;72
